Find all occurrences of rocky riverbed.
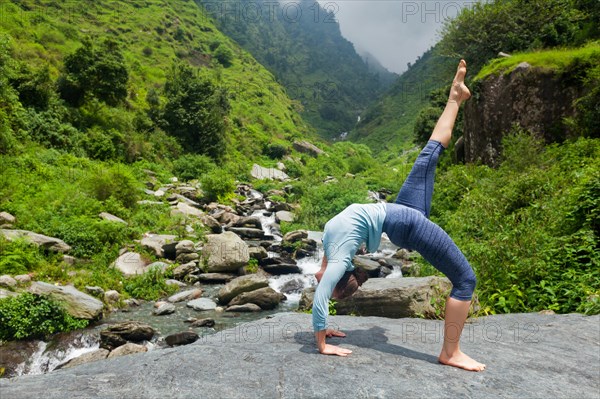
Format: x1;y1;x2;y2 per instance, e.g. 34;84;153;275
1;312;598;398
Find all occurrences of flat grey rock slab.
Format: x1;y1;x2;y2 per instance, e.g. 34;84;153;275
1;313;598;399
186;298;217;311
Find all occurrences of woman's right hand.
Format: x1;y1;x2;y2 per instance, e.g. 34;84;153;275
320;344;353;357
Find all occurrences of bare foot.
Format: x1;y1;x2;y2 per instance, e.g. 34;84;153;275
449;59;471;104
438;349;486;372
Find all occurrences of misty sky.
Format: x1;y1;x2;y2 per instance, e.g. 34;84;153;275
316;1;479;74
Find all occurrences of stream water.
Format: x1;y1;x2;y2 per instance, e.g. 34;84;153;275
12;192;403;376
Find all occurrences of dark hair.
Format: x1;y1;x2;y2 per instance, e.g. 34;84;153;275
332;268;369;300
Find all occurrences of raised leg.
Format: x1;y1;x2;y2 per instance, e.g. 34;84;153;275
394;60;471;218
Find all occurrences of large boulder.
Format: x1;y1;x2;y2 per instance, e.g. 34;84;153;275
112;252;149;276
225;227;265;240
251;164;289;181
29;282;103;320
100;321;156;350
99;212;127;224
217;274;269;304
0;229;71;252
228;287;285;310
1;313;598;398
203;232;249;272
299;277;451;318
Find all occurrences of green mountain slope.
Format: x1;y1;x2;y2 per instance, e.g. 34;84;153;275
0;0;314;164
196;0;397;139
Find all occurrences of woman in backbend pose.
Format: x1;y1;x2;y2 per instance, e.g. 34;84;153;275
312;60;486;372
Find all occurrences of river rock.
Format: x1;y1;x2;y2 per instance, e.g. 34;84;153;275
172;261;198;280
282;230;307;243
262;263;301;275
203;232;249;273
196;273;237;283
231;216;262;230
107;343;147;359
0;229;71;252
0;211;16;225
293;140;325;157
275;211;294;223
228;287;285;310
14;274;31;284
177;252;199;264
85;286;104;297
153;302;176;315
217;211;240;226
100;322;156;350
226;303;262;312
112;252;148;276
165;332;199;347
248;245;268;260
175;240;195;254
188;318;215;327
353;256;382;277
168;289;203;303
187;298;217;311
1;313;598;398
0;340;41;377
59;349;110;370
29;281;103;319
0;274;17;288
201;214;222;233
140;234;178;258
166;279;187;288
174;202;204;218
103;290;120;304
279;278;305;294
299;277;452;318
225;227;265;239
217;274;269;304
0;288;18;298
99;212;126;224
251;164;289;181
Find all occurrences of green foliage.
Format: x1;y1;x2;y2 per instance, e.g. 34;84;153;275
0;293;89;340
200;168;236;202
328;299;337;316
123;266;177;301
264;143;289;160
58;39;129;107
161;62;230;159
86;164;139;208
172;154;216;181
432;134;600;315
439;0;599;73
246;258;259;274
292;178;370;231
0;237;55;276
213;44;234;67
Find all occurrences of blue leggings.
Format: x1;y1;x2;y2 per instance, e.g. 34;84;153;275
383;140;476;301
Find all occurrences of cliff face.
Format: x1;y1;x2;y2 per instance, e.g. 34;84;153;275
463;63;584;166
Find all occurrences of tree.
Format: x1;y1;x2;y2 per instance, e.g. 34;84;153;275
161;62;230;159
58;39;129;107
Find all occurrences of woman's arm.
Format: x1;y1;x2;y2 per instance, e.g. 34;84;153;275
312;255;352;356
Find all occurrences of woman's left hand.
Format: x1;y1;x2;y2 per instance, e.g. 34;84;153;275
325;329;346;338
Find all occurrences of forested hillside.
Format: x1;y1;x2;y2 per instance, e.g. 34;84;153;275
196;0;397;139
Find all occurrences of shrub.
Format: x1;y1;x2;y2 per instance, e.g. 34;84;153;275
264;143;288;159
200;168;235;202
58;38;129;107
0;293;89;340
86;164;139;208
123;266;177;301
172;154;215;181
